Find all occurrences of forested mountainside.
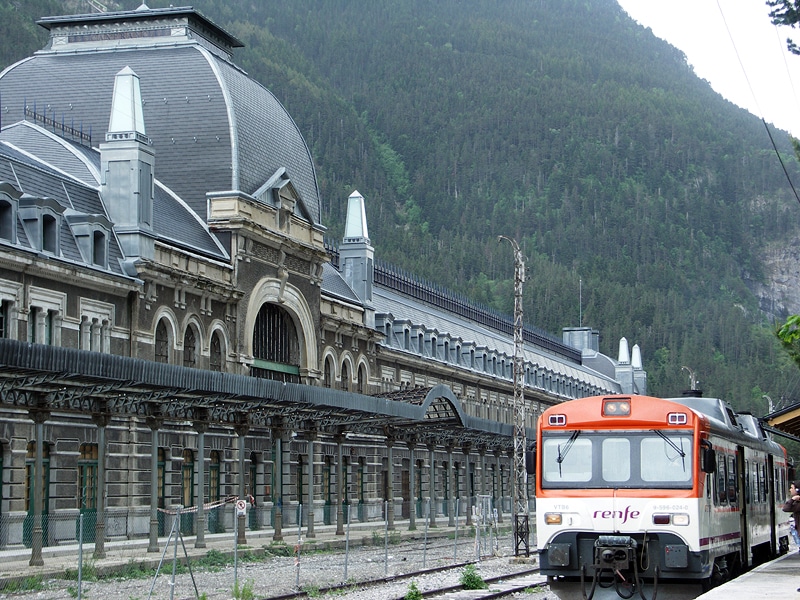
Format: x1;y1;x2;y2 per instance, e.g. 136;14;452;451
3;0;800;412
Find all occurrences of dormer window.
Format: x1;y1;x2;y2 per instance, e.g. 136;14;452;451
66;213;112;270
19;196;65;256
0;183;21;244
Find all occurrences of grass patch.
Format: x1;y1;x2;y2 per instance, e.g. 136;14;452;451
2;575;45;592
232;578;255;600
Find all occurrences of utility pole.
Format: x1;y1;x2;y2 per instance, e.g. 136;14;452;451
499;236;529;556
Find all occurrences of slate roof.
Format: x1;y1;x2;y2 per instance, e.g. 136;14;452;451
0;121;228;264
0;24;322;228
374;285;619;391
321;262;361;305
0;135;127;277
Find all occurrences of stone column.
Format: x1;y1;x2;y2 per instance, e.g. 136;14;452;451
447;446;455;527
386;435;395;530
335;431;345;535
272;424;284;542
28;407;49;567
147;416;162;552
463;445;473;526
306;429;316;538
407;438;416;531
428;444;437;527
236;422;249;546
92;412;111;558
194;421;208;549
494;450;504;524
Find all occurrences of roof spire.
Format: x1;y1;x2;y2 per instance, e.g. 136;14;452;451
107;66;146;139
344;190;369;243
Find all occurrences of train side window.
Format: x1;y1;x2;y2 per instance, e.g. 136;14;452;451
716;454;727;505
727;455;737;505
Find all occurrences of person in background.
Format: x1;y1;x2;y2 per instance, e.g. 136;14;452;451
782;481;800;553
790;516;800;548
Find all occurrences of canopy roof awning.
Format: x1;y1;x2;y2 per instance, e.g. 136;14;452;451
764;401;800;443
0;338;529;451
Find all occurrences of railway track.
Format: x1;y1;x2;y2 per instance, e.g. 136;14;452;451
263;564;544;600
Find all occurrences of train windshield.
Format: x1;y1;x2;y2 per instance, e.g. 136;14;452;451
540;430;694;489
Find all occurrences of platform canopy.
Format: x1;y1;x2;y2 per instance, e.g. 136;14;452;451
764;401;800;443
0;338;528;451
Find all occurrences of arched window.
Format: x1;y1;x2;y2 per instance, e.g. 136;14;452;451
155;319;169;364
183;326;197;368
252;303;300;382
341;362;350;392
323;356;334;388
357;364;367;394
209;331;223;372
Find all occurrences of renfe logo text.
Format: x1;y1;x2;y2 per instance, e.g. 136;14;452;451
594;506;640;524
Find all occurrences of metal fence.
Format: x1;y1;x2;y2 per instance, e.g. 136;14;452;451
0;497;533;598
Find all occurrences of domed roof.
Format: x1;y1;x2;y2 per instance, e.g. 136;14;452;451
0;5;322;226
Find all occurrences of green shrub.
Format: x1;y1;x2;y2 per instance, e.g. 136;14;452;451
404;581;423;600
460;563;487;590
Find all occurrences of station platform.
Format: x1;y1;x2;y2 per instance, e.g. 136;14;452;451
697;549;800;599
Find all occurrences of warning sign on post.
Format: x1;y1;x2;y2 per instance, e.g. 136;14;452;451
236;499;247;516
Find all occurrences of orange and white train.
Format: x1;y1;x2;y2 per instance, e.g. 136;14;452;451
535;393;790;600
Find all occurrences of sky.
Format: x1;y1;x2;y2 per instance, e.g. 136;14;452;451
617;0;800;137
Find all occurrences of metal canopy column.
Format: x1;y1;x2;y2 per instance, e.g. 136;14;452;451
236;422;249;546
447;445;455;527
494;450;504;524
407;438;416;531
194;420;207;549
335;430;345;536
386;433;395;530
92;411;110;558
29;405;49;567
147;415;161;553
306;428;316;538
272;422;284;542
428;444;437;527
463;444;472;527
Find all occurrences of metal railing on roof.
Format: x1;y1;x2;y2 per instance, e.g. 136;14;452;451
24;104;92;147
325;241;581;364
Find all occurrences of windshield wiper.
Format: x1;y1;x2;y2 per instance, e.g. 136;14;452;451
556;431;581;477
652;429;686;471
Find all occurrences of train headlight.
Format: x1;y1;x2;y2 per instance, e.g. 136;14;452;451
672;513;690;526
603;399;631;416
544;513;563;525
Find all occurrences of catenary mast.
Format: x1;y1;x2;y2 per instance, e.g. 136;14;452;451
499;236;529;556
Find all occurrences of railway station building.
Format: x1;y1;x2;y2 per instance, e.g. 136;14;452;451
0;4;646;559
